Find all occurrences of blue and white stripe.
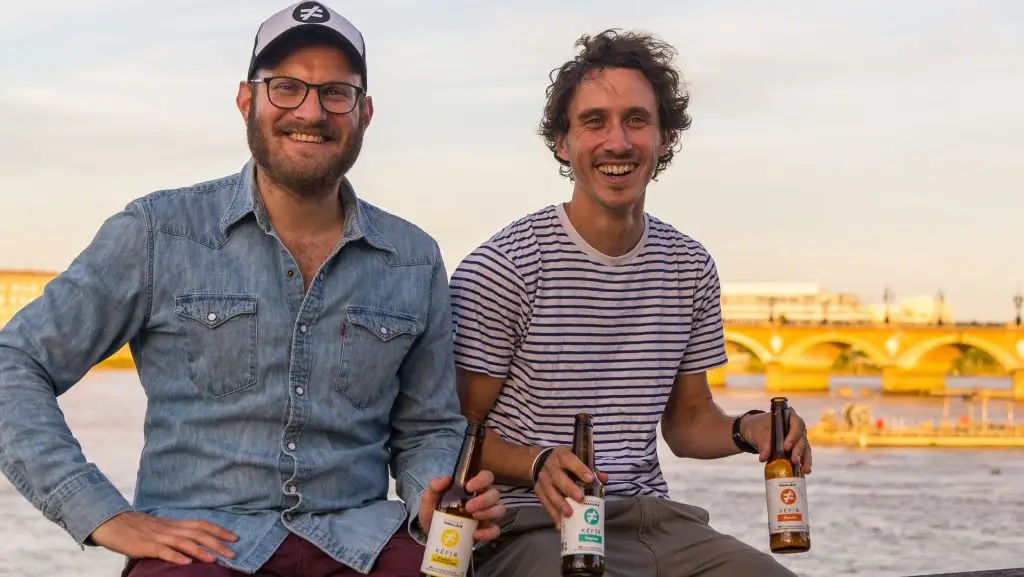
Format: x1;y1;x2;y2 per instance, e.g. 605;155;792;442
450;204;728;507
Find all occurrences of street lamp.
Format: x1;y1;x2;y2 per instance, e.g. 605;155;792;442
883;287;893;326
1014;292;1022;327
936;290;945;326
821;296;830;325
768;297;776;324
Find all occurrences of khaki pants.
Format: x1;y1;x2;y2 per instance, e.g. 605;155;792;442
472;497;798;577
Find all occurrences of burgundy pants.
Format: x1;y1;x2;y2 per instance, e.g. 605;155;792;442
121;531;424;577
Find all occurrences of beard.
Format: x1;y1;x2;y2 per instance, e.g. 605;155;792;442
246;102;364;198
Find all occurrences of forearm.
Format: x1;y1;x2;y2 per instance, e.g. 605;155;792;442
391;405;464;544
663;401;741;459
392;421;464;504
478;428;544;487
0;344;134;545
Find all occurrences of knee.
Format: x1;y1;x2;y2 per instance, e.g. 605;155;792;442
472;533;561;577
719;552;800;577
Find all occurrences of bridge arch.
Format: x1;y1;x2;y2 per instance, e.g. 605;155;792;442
777;333;890;366
723;331;774;364
897;334;1019;372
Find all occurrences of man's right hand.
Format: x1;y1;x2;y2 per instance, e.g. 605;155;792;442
89;511;239;565
533;446;609;526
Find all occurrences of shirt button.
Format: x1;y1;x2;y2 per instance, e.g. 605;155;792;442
295;387;304;396
207;313;217;322
286;485;298;494
286;270;295;279
379;327;388;336
287;442;296;451
300;324;308;333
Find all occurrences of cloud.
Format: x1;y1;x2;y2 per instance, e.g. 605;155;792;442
0;0;135;29
0;0;1021;320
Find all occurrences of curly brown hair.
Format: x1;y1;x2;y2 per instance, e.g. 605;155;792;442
538;29;692;181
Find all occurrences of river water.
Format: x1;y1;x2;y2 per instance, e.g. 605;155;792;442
1;371;1021;577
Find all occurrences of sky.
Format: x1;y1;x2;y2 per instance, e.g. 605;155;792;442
1;0;1021;322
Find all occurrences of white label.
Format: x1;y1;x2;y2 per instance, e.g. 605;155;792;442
765;477;809;534
420;511;478;577
560;495;605;557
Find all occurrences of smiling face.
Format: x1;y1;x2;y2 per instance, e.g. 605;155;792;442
555;67;668;214
236;42;372;197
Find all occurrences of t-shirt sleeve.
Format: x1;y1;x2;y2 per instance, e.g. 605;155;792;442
449;244;528;379
679;252;729;374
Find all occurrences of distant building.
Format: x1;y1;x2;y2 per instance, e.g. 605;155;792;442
0;269;134;368
0;271;958;330
0;270;54;326
720;282;953;324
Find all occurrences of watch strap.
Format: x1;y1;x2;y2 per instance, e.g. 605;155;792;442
732;409;765;454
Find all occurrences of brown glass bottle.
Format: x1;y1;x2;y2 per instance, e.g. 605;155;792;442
420;421;486;577
560;413;605;576
763;397;811;554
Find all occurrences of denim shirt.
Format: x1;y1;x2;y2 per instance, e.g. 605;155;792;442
0;159;466;573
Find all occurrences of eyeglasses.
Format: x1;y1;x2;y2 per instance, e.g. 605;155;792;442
252;76;364;115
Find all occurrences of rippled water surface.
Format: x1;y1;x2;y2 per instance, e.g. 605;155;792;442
1;371;1022;576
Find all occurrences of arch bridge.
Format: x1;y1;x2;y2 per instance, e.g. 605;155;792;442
714;321;1024;401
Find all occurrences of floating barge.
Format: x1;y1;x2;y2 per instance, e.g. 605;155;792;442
806;394;1024;449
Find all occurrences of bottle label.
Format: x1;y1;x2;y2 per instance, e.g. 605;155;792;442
560;495;605;557
420;511;478;577
765;477;809;534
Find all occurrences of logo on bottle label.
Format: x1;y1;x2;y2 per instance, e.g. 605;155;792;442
420;511;478;577
765;477;809;534
560;496;604;557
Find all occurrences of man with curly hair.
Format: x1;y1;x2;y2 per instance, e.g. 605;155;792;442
448;29;811;576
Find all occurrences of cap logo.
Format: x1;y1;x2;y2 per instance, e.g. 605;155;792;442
293;2;329;23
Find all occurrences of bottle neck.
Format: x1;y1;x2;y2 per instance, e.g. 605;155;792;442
452;424;485;488
572;423;595;469
768;403;789;460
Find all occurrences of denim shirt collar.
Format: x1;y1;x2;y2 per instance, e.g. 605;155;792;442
220;158;395;254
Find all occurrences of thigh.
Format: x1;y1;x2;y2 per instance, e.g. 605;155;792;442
472;506;562;577
473;500;658;577
291;530;424;577
121;558;246;577
639;498;798;577
364;529;427;577
602;499;658;577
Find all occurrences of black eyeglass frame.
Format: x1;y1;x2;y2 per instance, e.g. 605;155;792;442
250;76;365;115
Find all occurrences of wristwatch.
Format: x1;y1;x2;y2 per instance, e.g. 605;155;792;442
732;409;765;454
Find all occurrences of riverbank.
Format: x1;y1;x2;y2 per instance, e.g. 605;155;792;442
2;371;1019;577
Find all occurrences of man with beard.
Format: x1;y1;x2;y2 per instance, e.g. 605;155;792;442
0;2;504;576
449;30;809;576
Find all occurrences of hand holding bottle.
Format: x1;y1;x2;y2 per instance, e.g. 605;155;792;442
534;446;609;525
419;471;504;543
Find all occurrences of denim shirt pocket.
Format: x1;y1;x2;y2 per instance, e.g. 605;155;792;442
334;305;421;409
174;293;258;398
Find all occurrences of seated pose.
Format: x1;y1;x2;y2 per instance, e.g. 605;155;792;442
0;3;503;576
448;28;811;577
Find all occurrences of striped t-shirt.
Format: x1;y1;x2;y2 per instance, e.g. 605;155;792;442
449;204;729;508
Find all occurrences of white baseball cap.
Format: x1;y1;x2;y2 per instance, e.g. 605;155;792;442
247;1;367;87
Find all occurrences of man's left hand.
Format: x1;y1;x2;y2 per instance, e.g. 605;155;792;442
740;408;813;475
418;470;505;543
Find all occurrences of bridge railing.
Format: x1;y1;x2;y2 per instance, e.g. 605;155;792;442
723;319;1016;329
